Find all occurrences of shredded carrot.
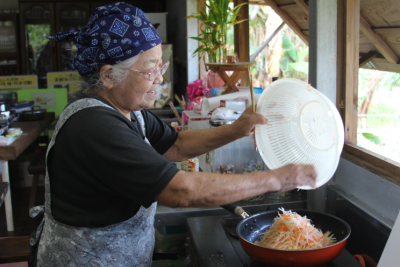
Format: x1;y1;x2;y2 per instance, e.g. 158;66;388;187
255;208;336;250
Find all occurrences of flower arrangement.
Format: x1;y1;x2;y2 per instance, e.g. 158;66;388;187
187;0;248;63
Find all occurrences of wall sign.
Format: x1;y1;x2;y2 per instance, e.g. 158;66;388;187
0;75;38;90
47;71;83;95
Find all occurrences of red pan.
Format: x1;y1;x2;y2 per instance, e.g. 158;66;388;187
222;204;351;267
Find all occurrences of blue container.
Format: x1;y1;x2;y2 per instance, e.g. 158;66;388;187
253;87;263;94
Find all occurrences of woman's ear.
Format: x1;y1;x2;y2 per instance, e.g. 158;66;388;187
100;65;114;89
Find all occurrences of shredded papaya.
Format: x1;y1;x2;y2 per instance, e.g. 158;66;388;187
255;208;336;250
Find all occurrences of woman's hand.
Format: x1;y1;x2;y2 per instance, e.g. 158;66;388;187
271;164;317;192
231;105;268;138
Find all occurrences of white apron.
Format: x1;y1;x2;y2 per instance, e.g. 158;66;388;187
30;98;156;267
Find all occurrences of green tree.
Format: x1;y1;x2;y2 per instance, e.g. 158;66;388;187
279;33;308;78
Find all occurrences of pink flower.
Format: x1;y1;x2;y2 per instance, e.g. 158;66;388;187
186;79;205;101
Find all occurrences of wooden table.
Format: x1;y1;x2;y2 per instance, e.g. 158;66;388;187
0;112;55;231
205;62;255;94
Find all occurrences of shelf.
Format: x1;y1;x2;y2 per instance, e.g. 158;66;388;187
0;63;17;66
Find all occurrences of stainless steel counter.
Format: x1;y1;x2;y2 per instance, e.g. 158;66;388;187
155;194;307;227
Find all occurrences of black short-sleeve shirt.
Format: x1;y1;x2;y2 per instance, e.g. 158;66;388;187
48;92;179;228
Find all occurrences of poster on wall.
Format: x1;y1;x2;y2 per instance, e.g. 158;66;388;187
47;71;83;95
17;88;68;117
0;75;38;90
31;91;57;109
150;44;173;110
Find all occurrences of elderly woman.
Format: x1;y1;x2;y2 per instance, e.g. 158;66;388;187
29;2;316;266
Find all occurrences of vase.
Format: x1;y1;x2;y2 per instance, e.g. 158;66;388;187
206;51;218;63
219;47;228;63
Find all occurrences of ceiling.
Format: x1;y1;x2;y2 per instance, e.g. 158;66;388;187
249;0;400;73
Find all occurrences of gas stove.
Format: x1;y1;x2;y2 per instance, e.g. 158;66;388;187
186;214;363;267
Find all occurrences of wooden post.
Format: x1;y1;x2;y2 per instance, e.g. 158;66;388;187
345;0;360;144
336;0;346;121
234;0;250;86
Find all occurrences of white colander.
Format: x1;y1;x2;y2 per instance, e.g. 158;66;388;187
255;78;344;189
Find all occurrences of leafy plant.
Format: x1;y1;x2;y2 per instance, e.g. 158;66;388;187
187;0;248;62
279;33;308;78
362;132;382;145
26;24;51;72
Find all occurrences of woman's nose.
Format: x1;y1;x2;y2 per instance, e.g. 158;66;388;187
154;71;163;84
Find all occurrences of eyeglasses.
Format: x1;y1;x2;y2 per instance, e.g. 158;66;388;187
126;61;170;81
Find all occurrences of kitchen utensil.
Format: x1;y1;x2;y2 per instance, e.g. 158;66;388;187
250;74;256;113
19;106;46;121
249;75;257;151
255;78;344;189
222;204;351;267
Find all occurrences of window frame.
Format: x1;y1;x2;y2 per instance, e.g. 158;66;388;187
337;0;400;185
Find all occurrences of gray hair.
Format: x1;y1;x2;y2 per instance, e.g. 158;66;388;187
81;55;139;93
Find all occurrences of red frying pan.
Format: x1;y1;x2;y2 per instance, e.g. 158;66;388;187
222;204;351;267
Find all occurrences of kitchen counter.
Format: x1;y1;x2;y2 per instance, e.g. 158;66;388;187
155;194;307;227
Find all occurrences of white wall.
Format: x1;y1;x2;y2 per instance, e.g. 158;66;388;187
335;158;400;225
186;0;199;83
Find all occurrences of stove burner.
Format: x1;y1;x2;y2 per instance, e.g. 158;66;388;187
220;216;242;238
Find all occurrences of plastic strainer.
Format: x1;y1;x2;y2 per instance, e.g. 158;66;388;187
255;78;344;189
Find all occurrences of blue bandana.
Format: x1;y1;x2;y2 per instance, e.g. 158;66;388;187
48;2;162;76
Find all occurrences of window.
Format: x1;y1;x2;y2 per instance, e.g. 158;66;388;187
339;0;400;184
357;69;400;162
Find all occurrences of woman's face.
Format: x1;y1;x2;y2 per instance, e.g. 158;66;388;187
108;44;163;113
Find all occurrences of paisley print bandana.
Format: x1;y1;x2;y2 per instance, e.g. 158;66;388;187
48;2;162;76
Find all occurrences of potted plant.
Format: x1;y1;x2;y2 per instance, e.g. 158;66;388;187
187;0;248;63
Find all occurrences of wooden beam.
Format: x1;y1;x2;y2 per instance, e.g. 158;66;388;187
345;0;360;144
392;0;400;13
359;51;379;67
234;0;250;86
249;0;269;6
262;0;309;45
343;144;400;186
360;16;399;64
293;0;309;16
336;0;345;121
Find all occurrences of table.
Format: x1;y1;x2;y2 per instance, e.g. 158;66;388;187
0;112;55;231
205;62;255;94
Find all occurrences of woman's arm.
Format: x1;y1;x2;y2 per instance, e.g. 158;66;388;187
162;106;267;162
155;164;316;208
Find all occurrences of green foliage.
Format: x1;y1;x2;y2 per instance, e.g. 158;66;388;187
26;24;50;65
379;72;400;90
358;69;400;129
279;33;308;78
187;0;248;62
365;104;399;128
362;132;382;145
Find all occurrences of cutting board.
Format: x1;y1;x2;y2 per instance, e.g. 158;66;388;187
377;210;400;266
